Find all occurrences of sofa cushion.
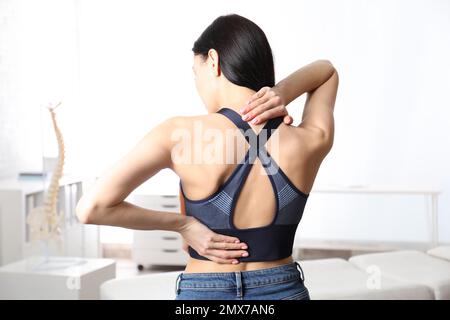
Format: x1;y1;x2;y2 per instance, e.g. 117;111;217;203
301;258;433;300
100;271;180;300
427;246;450;261
100;258;433;300
349;250;450;300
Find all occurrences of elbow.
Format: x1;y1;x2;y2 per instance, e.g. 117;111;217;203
75;198;99;225
324;134;334;153
317;59;337;75
313;127;334;156
317;59;334;68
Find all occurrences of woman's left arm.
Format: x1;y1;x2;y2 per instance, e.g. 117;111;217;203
75;118;249;264
75;117;182;230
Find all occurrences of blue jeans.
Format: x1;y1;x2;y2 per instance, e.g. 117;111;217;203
174;261;310;300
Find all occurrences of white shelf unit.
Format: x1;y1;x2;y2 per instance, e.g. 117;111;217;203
0;175;101;266
130;194;188;269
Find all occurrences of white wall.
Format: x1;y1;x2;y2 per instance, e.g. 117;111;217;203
1;0;449;244
0;0;80;178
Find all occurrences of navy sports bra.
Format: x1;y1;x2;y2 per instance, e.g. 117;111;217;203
179;107;309;262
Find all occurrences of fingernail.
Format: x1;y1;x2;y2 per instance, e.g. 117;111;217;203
251;118;259;124
240;108;246;114
242;252;249;257
234;240;240;243
241;245;247;249
242;114;249;121
232;260;239;264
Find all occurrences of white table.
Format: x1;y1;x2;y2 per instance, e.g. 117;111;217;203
0;256;116;299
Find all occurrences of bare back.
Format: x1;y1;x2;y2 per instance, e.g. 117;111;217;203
171;111;329;272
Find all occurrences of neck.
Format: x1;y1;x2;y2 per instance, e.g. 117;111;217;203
216;82;256;115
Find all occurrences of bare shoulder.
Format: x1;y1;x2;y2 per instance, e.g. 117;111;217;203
162;114;213;129
163;113;230;132
149;114;218;149
151;115;200;136
287;123;334;158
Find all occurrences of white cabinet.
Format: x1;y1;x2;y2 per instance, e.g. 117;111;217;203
0;175;101;266
131;194;188;269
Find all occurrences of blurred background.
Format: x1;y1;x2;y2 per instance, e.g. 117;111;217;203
0;0;449;300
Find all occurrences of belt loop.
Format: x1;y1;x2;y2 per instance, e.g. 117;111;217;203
175;273;182;295
295;261;305;282
235;271;243;299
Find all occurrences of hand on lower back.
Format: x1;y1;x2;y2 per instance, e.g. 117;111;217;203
179;216;249;264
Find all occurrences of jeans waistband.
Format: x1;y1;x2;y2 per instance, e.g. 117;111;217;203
175;261;306;295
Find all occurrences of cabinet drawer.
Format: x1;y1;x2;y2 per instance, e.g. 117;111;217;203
131;194;180;212
132;248;188;266
149;202;180;212
133;230;183;249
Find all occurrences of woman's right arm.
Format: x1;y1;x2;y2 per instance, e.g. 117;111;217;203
273;60;337;107
276;60;338;143
241;60;338;146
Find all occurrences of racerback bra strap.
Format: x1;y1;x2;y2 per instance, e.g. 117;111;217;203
216;107;284;162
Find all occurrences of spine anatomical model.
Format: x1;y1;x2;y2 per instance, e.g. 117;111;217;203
26;101;65;254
